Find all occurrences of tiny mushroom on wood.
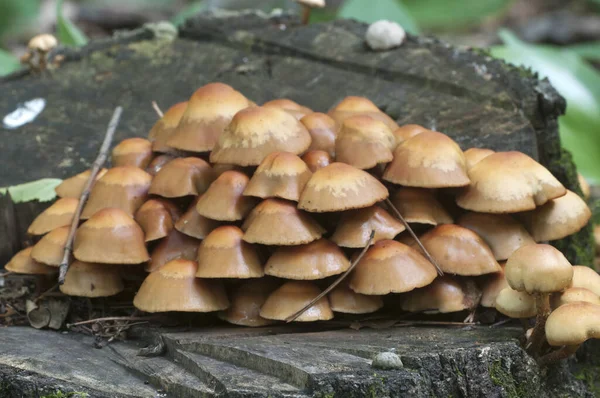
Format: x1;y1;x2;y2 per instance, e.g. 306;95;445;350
294;0;325;25
365;20;407;51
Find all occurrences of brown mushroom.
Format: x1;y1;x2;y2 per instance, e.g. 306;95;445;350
55;169;107;198
166;83;252;152
260;281;333;322
479;262;509;308
350;240;437;295
147;101;188;153
328;96;399;131
419;225;501;276
196;226;264;278
134;259;229;313
31;226;69;266
329;280;383;314
242;198;325;245
148;157;214;198
301;150;332;173
463;148;495;170
390;188;453;226
111;138;153;169
298;162;388;212
210;106;311;166
28;197;78;235
60;261;124;297
4;247;56;275
218;279;279;327
146;230;200;272
550;287;600;309
335;115;395;169
145;154;175;177
294;0;326;24
243;152;312;202
520;190;591;242
265;238;349;280
456;152;566;213
570;265;600;296
331;205;405;248
135;198;181;242
263;98;313;120
174;196;220;239
300;112;338;156
494;287;536;318
74;208;150;264
578;173;591;201
401;276;481;314
196;170;256;221
391;124;428;146
81;167;152;219
383;131;470;188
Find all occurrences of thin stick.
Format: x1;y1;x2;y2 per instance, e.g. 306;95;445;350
0;271;12;277
58;107;123;284
151;101;164;118
33;283;59;303
285;231;375;323
67;316;155;328
385;198;443;276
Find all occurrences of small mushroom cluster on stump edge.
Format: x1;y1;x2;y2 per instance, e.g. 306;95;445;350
4;81;595;366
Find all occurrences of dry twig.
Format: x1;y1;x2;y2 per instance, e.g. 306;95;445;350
58;107;123;284
67;315;155;328
151;101;164;118
384;198;443;276
285;231;375;323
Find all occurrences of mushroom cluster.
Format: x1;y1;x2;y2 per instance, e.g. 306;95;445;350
4;83;594;359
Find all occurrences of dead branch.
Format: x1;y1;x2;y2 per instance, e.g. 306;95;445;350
58;107;123;284
151;101;164;118
67;315;156;328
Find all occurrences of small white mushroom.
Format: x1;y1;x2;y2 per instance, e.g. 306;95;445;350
28;34;58;53
294;0;326;25
365;20;406;51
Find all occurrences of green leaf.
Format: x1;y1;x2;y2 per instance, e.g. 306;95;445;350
0;49;20;76
56;0;88;47
565;42;600;61
402;0;512;30
491;30;600;183
0;0;41;38
338;0;420;35
0;178;63;203
171;1;207;27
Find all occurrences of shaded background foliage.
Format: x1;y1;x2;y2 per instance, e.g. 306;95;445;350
1;0;600;183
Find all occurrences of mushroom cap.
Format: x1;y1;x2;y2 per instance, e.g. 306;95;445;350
551;287;600;309
196;226;264;278
328;96;399;131
262;98;313;120
174;196;220;239
457;212;535;261
134;259;229;313
570;266;600;296
401;276;481;314
242;198;325;245
243;152;312;202
456;151;566;213
111;138;153;169
55;168;107;198
60;261;124;297
146;230;200;272
31;226;69;265
210;106;312;166
335;115;395;169
166;83;252;152
81;167;152;219
329;280;383;314
265;238;350;280
349;240;437;295
479;262;509;308
302;150;332;173
259;281;333;322
419;225;501;276
391;124;428;146
74;208;150;264
390;188;453;226
218;279;279;327
463;148;495;169
28;34;58;51
494;287;536;318
298;162;389;212
145;154;175;177
196;170;256;221
300;112;338;156
147;101;188;153
294;0;326;8
383;131;470;188
5;247;56;275
545;302;600;346
578;173;591;200
505;244;573;294
28;197;78;235
149;157;214;198
520;190;591;242
135;198;181;242
331;205;405;248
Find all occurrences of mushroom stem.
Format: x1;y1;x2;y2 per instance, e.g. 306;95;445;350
301;6;311;24
537;345;580;367
526;293;551;356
